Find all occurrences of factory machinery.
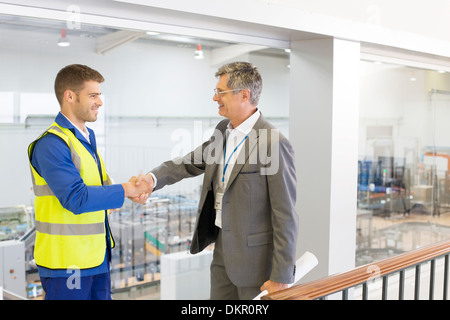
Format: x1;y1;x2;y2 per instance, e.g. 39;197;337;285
357;150;450;217
108;194;198;299
0;194;199;300
0;205;35;299
356;150;450;266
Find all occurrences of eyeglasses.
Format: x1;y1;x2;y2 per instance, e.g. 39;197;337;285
213;88;243;96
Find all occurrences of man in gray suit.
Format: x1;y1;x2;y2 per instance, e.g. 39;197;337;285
134;62;298;299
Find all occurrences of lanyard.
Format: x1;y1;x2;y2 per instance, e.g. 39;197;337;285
222;134;248;183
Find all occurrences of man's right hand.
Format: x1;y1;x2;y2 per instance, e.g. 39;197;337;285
122;174;153;204
124;173;154;204
135;173;154;190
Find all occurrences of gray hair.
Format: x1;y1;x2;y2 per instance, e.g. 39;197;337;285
215;61;262;106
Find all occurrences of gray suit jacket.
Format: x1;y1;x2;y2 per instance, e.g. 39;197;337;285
151;113;298;287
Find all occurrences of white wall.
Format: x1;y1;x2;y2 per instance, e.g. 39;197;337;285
359;62;450;162
358;61;428;159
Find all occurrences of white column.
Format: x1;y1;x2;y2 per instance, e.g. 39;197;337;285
290;38;360;281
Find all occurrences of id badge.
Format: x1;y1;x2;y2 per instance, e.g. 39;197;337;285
215;192;224;210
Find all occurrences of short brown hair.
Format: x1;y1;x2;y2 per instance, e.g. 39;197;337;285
54;64;104;105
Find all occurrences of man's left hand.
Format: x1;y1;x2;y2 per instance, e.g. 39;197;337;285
260;280;289;294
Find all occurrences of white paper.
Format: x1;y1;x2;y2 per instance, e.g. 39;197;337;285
253;251;318;300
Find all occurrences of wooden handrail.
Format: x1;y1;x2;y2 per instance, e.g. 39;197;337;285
262;239;450;300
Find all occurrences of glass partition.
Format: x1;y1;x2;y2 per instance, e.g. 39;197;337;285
357;61;450;266
0;14;289;300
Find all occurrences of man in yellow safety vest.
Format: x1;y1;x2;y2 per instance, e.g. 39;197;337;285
28;64;149;300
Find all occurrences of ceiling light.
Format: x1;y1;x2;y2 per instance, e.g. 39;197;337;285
57;29;70;47
146;31;160;36
194;44;204;60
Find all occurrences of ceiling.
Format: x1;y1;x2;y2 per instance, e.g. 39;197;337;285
0;13;289;62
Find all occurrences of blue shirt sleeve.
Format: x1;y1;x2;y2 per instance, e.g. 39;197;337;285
31;133;125;214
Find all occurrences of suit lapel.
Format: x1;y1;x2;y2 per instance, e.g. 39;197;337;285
224;114;266;192
203;120;228;187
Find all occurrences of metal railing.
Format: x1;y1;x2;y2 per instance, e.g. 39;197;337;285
263;239;450;300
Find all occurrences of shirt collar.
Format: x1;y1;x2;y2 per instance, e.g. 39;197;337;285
227;109;261;135
56;112;91;143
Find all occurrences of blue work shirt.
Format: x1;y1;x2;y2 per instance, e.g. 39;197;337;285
31;112;124;278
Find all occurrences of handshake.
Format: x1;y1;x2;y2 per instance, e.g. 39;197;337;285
121;173;154;204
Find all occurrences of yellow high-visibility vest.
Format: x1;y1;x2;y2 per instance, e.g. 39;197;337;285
28;122;115;270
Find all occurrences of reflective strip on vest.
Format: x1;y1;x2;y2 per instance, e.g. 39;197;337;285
35;220;105;236
31;173;55;196
48;125;82;171
30;126;82;196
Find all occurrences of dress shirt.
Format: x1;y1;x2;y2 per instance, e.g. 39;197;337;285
214;110;261;228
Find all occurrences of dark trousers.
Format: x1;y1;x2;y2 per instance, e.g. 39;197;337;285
40;272;112;300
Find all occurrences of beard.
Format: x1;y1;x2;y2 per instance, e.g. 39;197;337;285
75;97;98;122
